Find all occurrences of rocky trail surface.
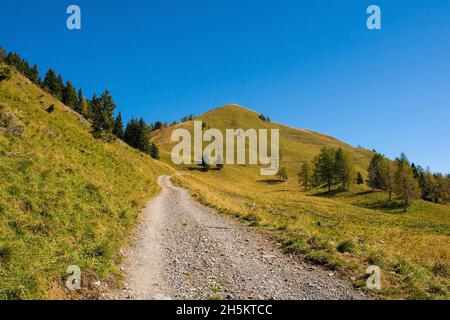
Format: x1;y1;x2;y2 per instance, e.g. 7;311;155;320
116;176;367;300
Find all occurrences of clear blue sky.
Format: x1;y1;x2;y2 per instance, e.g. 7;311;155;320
1;1;449;173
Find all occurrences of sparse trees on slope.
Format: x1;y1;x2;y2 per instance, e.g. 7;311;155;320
393;153;420;212
124;118;159;158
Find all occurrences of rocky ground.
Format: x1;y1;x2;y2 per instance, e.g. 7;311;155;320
115;176;368;300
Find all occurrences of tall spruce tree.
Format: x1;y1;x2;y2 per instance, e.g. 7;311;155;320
62;80;78;110
43;69;58;95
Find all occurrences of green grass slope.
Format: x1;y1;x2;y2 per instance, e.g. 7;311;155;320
152;104;374;176
0;67;172;299
153;104;450;299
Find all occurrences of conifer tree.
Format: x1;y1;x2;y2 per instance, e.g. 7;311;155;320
149;143;159;160
357;172;364;185
334;148;353;191
55;74;64;99
299;161;312;191
76;89;88;116
29;64;40;84
113;112;124;139
367;153;385;190
62;80;78;110
315;148;335;192
43;69;58;94
393;153;420;212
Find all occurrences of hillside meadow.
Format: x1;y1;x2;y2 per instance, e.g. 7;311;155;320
0;68;172;299
153;105;450;299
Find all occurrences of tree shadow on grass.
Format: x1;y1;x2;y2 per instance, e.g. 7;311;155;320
257;179;284;185
311;189;347;198
360;199;406;212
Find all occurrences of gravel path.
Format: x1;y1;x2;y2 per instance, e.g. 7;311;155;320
118;176;367;300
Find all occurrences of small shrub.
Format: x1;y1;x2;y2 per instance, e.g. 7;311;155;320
45;105;55;113
0;244;12;266
243;214;261;226
0;66;12;82
337;240;355;253
431;262;449;277
0;105;25;137
307;235;332;252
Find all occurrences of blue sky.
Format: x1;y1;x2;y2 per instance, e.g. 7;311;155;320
1;1;449;173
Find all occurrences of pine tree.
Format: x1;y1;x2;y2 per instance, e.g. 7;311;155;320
62;80;78;110
149;143;159;160
29;64;40;84
367;153;385;190
76;89;88;116
55;74;64;99
137;118;151;153
124;118;139;147
113;112;124;139
90;94;104;137
393;153;420;212
43;69;58;95
380;157;395;201
315;148;335;192
334;148;353;191
299;161;312;191
357;172;364;185
99;90;116;133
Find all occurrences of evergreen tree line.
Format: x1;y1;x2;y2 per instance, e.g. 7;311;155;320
368;153;450;207
299;147;450;212
0;47;159;159
299;147;354;192
258;114;271;122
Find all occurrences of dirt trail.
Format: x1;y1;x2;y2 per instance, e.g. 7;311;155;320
118;176;367;300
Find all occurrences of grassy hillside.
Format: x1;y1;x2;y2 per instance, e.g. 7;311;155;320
153;105;450;299
152;104;374;176
0;67;172;299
